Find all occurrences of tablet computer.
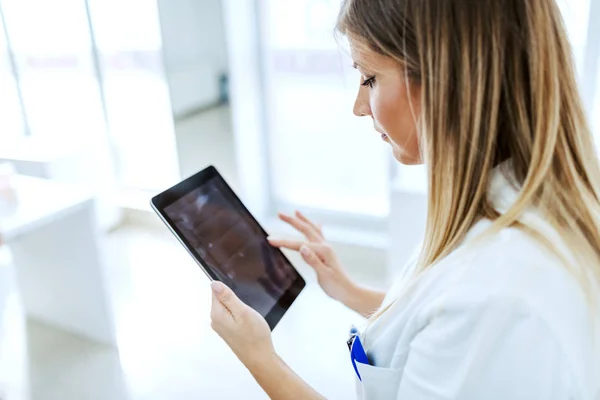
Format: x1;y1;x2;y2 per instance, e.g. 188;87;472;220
150;165;305;330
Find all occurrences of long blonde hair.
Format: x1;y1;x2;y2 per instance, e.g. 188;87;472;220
337;0;600;320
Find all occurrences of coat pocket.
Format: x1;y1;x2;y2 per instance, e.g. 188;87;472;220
355;362;403;400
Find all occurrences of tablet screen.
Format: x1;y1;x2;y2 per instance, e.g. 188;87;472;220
163;176;298;317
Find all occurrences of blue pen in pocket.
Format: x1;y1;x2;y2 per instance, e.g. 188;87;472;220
347;325;370;381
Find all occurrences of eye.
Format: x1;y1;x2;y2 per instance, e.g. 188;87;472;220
361;76;376;88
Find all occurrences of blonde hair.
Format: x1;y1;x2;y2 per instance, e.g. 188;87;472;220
337;0;600;322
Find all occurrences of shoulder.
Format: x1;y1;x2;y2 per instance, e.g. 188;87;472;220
439;219;586;311
402;286;577;399
433;220;591;335
419;221;599;397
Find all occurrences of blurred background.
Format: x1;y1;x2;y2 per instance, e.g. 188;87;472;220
0;0;598;399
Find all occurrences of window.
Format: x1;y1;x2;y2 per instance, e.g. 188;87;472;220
87;0;179;190
0;8;25;144
578;0;600;139
594;78;600;139
0;0;180;193
259;0;391;220
557;0;591;76
557;0;600;138
255;0;600;226
1;0;106;144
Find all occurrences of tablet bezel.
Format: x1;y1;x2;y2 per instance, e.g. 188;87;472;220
150;165;305;330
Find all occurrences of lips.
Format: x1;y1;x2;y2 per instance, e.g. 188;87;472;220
375;128;388;141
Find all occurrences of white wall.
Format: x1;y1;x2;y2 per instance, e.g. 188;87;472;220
157;0;228;116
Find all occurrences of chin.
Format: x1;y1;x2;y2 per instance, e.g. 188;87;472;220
392;148;423;165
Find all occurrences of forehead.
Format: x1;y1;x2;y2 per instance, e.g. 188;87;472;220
348;37;399;72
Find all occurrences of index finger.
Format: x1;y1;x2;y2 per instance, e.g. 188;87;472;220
267;237;304;251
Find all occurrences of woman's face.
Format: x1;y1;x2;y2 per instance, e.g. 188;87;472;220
350;40;423;165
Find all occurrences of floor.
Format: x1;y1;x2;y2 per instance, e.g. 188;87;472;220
0;220;388;400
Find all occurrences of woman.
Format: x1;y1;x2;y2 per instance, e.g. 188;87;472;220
209;0;600;398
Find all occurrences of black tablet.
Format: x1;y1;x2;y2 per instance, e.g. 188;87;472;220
150;165;305;330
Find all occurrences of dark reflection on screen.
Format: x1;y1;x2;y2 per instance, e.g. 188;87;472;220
164;177;296;316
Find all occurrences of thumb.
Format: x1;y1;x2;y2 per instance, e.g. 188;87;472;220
211;281;244;317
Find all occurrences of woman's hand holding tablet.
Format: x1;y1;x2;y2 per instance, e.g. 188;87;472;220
150;165;305;330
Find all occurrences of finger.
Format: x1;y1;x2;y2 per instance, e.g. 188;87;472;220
267;238;336;266
279;213;316;240
299;244;327;271
267;237;304;251
278;212;321;242
305;242;337;266
295;211;323;236
211;281;244;322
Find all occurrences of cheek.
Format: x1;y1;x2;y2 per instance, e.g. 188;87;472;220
371;85;421;163
371;88;400;132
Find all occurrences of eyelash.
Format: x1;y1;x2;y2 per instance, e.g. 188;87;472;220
361;76;376;88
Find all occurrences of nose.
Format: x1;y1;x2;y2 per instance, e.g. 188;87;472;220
353;86;371;117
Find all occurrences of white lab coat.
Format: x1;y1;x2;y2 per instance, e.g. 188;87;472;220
356;166;600;400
